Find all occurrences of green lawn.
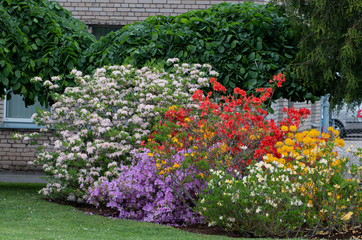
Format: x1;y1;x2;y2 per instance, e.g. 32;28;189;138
0;182;245;240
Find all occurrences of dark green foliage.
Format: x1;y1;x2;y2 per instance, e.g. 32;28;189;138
0;0;96;106
84;2;312;102
272;0;362;107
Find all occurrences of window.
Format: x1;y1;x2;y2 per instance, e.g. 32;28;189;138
90;25;123;40
1;91;49;129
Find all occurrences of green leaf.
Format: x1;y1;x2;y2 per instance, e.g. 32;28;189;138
205;43;212;50
218;46;225;53
15;70;21;78
13;82;21;90
21;86;27;95
2;77;9;86
230;40;238;49
256;41;262;50
30;60;35;68
188;45;196;53
31;44;38;50
67;61;74;70
248;52;255;61
151;33;158;41
0;60;5;67
240;67;245;74
180;18;188;24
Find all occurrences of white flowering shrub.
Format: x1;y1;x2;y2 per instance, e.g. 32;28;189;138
16;59;217;201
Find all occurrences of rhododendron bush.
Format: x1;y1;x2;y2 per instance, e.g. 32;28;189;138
87;150;204;226
14;59;217;200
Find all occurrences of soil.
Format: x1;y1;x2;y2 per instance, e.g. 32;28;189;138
47;198;361;239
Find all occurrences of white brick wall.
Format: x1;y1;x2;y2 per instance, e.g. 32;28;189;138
55;0;270;25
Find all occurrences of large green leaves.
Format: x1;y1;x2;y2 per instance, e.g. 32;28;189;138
84;2;311;102
0;0;95;106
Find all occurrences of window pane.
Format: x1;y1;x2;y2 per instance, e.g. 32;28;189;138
92;25;122;40
6;93;48;119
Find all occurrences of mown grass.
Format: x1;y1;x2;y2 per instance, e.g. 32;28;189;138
0;182;307;240
0;182;242;240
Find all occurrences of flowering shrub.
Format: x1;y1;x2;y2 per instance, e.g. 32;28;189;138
147;74;310;187
197;128;361;238
87;150;204;226
14;59;217;200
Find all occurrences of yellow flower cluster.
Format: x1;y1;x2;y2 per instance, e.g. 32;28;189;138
263;127;361;223
269;128;345;167
156;158;180;175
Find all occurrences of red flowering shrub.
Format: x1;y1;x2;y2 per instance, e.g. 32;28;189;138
147;73;310;179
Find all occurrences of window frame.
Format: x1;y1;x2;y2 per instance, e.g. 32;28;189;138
0;91;48;129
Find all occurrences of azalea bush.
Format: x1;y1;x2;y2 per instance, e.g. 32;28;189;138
146;74;310;197
87;150;204;226
197;127;361;238
14;59;217;200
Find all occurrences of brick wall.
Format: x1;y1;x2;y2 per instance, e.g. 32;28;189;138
0;129;46;173
55;0;269;26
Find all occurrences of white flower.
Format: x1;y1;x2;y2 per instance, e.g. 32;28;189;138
319;158;328;165
30;76;42;83
256;207;261;213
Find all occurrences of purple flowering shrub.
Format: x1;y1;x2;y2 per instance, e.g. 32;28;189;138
87;150;204;226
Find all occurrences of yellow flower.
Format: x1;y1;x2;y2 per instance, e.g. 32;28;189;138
159;170;165;175
285;138;295;146
173;163;180;168
185;118;190;122
281;126;288;132
321;132;330;139
341;212;353;221
147;153;154;157
168;105;177;111
334;138;345;147
199;173;204;178
287;132;294;138
289;125;297;132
